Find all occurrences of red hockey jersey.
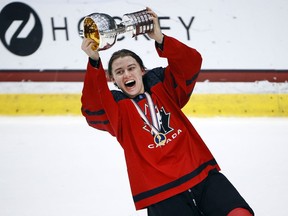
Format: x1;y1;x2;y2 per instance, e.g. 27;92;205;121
81;35;220;210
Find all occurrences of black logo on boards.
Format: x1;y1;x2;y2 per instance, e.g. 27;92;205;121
0;2;43;56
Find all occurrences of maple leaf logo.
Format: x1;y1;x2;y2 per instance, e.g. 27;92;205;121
142;105;173;135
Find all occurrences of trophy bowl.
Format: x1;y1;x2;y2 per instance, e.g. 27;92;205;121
83;13;118;51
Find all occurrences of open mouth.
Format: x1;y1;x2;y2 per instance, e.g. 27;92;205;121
125;80;136;88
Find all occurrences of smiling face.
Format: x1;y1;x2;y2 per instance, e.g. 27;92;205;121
111;56;145;98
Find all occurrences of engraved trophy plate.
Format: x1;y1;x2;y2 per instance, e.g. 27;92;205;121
82;9;153;51
122;9;154;37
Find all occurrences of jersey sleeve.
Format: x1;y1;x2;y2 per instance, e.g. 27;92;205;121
81;59;119;137
155;35;202;108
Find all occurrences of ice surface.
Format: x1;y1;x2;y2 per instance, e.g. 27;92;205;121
0;116;287;216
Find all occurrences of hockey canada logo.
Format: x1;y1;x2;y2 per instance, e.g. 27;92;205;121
0;2;43;56
142;105;183;149
143;105;173;135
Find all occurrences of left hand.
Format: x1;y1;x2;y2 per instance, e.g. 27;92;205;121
146;7;164;44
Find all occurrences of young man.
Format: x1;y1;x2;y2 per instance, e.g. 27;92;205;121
81;7;254;216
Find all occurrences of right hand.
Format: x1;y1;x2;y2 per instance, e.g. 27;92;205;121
81;38;100;61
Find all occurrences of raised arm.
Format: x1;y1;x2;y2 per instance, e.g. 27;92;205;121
81;38;118;136
156;35;202;108
147;7;202;107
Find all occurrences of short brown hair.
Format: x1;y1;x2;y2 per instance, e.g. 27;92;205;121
108;49;146;78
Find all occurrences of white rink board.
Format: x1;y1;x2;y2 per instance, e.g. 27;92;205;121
0;0;288;70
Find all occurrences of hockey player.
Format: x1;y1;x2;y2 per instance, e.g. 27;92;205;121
81;7;254;216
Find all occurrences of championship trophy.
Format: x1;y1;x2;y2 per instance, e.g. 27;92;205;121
82;9;154;51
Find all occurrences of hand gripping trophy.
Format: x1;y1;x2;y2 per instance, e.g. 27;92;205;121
82;9;154;51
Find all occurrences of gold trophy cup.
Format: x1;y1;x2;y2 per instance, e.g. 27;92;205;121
82;9;154;51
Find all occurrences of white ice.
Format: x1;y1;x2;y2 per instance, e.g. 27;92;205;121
0;116;287;216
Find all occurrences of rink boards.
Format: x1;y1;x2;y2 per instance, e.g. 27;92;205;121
0;92;287;117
